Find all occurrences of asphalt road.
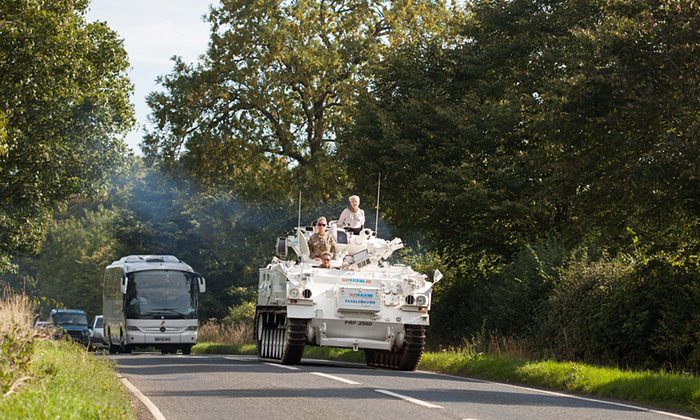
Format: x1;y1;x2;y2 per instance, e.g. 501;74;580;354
110;353;694;420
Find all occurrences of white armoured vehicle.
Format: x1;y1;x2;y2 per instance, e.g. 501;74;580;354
256;222;442;370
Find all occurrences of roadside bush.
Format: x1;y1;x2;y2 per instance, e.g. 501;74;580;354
429;237;567;347
536;252;700;372
223;301;255;325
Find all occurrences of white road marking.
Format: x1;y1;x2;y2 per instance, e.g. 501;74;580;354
310;372;361;385
375;389;442;409
225;356;253;361
119;375;167;420
264;362;300;370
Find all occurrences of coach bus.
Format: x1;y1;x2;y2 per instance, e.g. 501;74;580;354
103;255;205;355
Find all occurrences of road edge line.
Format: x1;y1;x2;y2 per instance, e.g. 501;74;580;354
119;375;167;420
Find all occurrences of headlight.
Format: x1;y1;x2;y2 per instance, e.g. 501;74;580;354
185;326;197;331
126;326;140;331
416;294;429;307
289;287;300;298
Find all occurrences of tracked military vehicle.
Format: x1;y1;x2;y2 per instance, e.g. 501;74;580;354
256;221;442;370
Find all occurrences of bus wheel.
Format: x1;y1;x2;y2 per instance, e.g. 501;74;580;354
182;345;192;355
109;343;118;354
122;344;132;354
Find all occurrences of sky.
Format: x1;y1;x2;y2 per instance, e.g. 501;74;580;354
86;1;215;155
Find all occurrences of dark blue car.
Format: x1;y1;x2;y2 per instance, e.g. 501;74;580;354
48;309;90;346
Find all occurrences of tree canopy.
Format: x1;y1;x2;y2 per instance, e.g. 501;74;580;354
342;0;699;257
144;0;456;199
0;0;134;273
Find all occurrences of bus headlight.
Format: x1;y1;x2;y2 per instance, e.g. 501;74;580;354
127;326;140;331
185;326;197;331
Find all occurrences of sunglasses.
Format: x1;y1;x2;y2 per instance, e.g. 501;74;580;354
322;258;331;261
317;223;326;227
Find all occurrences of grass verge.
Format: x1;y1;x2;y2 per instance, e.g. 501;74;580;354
421;352;699;417
193;342;257;355
0;339;132;419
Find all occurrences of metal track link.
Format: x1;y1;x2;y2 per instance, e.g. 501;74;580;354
365;325;426;371
280;318;307;364
256;311;307;365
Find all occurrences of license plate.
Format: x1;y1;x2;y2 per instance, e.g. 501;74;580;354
155;337;171;342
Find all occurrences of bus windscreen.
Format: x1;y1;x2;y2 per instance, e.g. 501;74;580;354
125;270;197;319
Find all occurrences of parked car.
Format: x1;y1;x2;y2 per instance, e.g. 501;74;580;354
89;315;106;350
48;309;90;346
32;320;54;337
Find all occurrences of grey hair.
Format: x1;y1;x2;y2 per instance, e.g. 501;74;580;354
349;195;360;202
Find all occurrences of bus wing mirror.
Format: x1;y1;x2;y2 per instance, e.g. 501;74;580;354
198;276;206;293
120;276;128;294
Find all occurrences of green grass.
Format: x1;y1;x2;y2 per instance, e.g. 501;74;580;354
0;339;132;419
193;342;257;355
420;351;700;417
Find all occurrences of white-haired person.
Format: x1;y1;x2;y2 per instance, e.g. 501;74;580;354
338;195;365;235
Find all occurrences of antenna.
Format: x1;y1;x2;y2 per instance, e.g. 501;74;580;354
297;191;302;230
375;173;381;233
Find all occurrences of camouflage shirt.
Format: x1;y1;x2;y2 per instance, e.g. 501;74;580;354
308;232;336;259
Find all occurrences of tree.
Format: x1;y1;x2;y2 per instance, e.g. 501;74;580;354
0;0;134;273
144;0;456;200
342;0;699;255
36;207;121;318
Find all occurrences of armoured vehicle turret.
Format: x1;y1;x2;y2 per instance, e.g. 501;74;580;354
256;221;442;370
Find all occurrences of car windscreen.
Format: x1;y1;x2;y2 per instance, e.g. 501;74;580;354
55;313;88;326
